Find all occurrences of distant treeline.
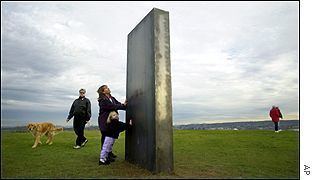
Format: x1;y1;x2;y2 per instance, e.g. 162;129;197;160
1;126;99;132
174;120;299;130
2;120;299;131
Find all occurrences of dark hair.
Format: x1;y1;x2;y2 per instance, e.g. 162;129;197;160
97;85;107;100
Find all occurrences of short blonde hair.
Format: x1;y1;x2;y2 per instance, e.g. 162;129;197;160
107;111;119;123
79;88;86;93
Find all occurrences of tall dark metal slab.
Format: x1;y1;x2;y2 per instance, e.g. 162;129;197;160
125;8;173;173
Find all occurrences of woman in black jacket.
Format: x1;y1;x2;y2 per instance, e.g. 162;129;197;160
66;88;91;149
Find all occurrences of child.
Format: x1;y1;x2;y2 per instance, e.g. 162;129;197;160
99;111;132;165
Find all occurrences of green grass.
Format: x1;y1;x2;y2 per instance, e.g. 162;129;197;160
1;130;299;178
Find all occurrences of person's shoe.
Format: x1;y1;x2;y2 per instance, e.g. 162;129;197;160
73;145;81;149
275;131;279;133
108;155;115;162
99;158;110;165
81;139;88;147
108;151;117;158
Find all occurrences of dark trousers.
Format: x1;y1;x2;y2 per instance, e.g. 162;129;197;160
74;117;87;146
274;122;279;131
101;130;106;149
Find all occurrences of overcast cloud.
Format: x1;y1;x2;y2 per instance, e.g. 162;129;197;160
1;1;299;127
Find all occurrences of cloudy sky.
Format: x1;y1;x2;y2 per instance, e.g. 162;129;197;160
1;1;299;127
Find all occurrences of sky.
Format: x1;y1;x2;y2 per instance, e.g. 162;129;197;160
1;1;299;127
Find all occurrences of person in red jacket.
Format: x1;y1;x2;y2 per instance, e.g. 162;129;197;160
269;106;283;132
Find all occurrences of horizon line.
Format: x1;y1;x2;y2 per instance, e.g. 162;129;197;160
1;119;299;128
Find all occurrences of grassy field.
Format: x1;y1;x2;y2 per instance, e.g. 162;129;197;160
1;129;299;178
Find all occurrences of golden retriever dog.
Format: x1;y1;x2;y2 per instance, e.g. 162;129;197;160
107;111;119;123
27;122;63;148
